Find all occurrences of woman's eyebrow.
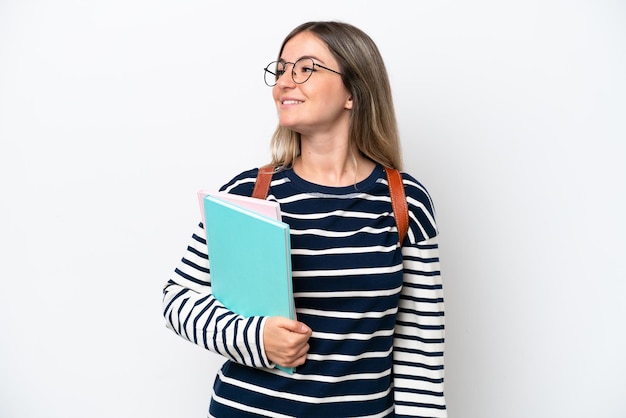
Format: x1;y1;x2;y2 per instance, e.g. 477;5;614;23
279;55;325;63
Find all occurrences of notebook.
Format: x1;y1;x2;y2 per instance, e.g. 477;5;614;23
199;192;295;374
197;190;282;224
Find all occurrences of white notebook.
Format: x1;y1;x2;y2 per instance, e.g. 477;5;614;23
197;190;282;225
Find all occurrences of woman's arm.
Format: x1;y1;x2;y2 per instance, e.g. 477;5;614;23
162;223;272;368
392;174;447;417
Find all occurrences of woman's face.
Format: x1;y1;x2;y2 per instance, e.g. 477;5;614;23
272;31;352;137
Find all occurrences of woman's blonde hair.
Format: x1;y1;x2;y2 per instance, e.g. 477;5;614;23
269;21;403;170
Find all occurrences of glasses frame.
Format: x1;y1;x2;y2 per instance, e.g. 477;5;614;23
264;58;342;87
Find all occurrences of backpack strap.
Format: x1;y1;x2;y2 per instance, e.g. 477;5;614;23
252;165;409;245
384;167;409;245
252;165;275;199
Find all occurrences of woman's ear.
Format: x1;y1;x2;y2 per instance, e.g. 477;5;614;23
345;95;353;110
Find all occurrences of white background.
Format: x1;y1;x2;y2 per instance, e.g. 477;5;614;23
1;1;625;417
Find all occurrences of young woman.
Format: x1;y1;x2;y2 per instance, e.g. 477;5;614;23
163;21;447;417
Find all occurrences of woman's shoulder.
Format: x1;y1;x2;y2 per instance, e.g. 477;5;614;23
398;170;439;241
399;171;435;210
218;166;264;196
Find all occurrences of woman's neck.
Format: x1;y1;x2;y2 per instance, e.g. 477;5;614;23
293;148;375;187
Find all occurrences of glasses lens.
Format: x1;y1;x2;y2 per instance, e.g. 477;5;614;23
293;58;314;84
264;61;283;87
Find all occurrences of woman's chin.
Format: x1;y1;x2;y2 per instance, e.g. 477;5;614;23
278;120;302;132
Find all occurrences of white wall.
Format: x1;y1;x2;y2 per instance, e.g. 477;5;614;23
1;1;624;417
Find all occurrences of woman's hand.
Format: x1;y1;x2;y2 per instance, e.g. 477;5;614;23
263;316;312;368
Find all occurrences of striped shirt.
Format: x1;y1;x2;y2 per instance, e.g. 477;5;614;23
163;165;446;417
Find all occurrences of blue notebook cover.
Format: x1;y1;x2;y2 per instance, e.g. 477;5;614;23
202;194;295;374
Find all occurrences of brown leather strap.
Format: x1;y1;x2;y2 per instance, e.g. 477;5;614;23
253;165;409;245
384;167;409;245
252;165;275;199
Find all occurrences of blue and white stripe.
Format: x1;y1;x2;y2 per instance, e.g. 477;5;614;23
163;164;446;417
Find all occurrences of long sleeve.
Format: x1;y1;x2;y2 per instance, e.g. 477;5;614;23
162;222;272;369
393;236;446;417
164;166;447;417
392;173;447;417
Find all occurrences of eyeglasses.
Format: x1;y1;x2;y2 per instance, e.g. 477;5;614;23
264;58;342;87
